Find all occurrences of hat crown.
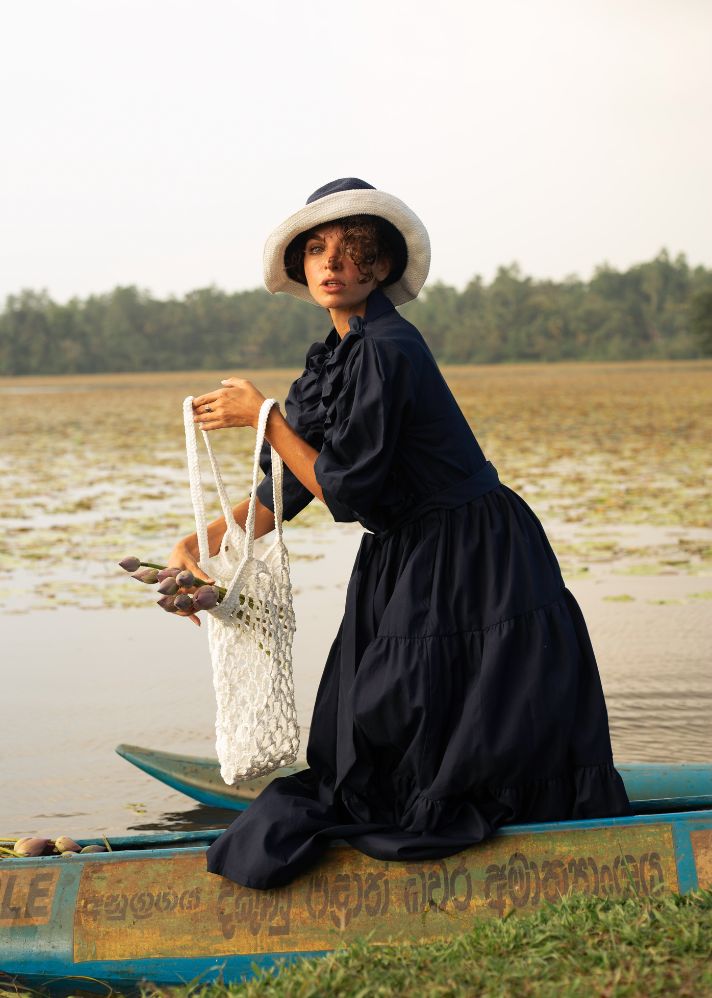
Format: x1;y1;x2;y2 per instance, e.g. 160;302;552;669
306;178;375;205
264;182;430;306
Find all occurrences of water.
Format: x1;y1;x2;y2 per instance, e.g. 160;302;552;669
1;524;710;840
2;365;710;840
0;526;355;838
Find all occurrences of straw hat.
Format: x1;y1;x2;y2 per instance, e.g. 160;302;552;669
263;178;431;306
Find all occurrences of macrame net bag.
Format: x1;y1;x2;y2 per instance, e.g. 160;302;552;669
183;396;299;784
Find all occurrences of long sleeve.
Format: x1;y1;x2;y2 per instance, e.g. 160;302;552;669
254;339;330;521
254;437;316;522
314;336;417;522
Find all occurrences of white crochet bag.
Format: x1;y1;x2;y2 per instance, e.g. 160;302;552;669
183;396;299;784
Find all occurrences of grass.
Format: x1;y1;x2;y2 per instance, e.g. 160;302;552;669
3;889;705;998
152;890;712;998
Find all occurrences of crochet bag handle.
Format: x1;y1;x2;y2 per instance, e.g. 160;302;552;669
244;398;285;561
183;396;284;566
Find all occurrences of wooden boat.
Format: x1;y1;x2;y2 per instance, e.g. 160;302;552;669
115;742;712;814
2;804;712;993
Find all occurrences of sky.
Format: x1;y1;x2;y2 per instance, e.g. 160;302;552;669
1;0;710;303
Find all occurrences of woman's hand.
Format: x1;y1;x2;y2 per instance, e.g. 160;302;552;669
193;378;266;431
166;537;215;627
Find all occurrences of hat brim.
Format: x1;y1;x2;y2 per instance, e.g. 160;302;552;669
263;189;430;306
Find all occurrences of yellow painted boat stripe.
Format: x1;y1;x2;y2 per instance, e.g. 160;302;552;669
73;824;677;962
691;829;712;889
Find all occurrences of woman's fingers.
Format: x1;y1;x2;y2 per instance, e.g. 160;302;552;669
192;380;263;431
176;554;214;586
192;392;220;409
193;393;224;432
175;608;202;627
165;543;215;624
174;551;214;586
195;417;223;431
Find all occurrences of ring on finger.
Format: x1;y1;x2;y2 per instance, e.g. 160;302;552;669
204;405;213;413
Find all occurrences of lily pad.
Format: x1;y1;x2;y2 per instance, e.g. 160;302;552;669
2;363;710;611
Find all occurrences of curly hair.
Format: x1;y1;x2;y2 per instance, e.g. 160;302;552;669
284;214;407;289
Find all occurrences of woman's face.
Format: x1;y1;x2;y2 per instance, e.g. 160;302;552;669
302;224;390;314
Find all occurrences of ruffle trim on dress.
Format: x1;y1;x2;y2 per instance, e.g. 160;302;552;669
341;759;631;840
277;316;365;450
290;338;332;440
204;758;632;886
320;315;365;429
463;760;631;824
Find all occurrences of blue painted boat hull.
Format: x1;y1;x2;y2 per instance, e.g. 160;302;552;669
2;808;711;993
115;743;712;814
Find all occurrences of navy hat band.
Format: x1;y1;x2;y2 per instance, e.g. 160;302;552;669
306;178;376;204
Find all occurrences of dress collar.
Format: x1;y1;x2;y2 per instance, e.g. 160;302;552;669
364;287;396;323
323;288;396;351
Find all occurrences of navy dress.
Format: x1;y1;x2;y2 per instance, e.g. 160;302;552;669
206;288;630;889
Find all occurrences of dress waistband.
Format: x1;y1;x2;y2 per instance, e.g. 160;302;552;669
374;460;501;540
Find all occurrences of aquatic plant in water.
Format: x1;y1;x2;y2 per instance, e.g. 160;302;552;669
3;365;710;613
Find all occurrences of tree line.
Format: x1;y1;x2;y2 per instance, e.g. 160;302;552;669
1;250;711;376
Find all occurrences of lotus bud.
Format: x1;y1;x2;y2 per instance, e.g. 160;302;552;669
173;593;195;613
132;568;160;584
119;556;141;573
157;577;179;596
55;836;81;854
194;585;219;610
157;567;181;581
175;569;195;589
80;844;107;854
157;595;178;613
14;837;53;857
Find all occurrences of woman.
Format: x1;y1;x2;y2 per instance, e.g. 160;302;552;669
169;178;630;890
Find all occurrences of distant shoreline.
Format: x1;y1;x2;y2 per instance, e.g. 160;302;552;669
2;357;712;386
